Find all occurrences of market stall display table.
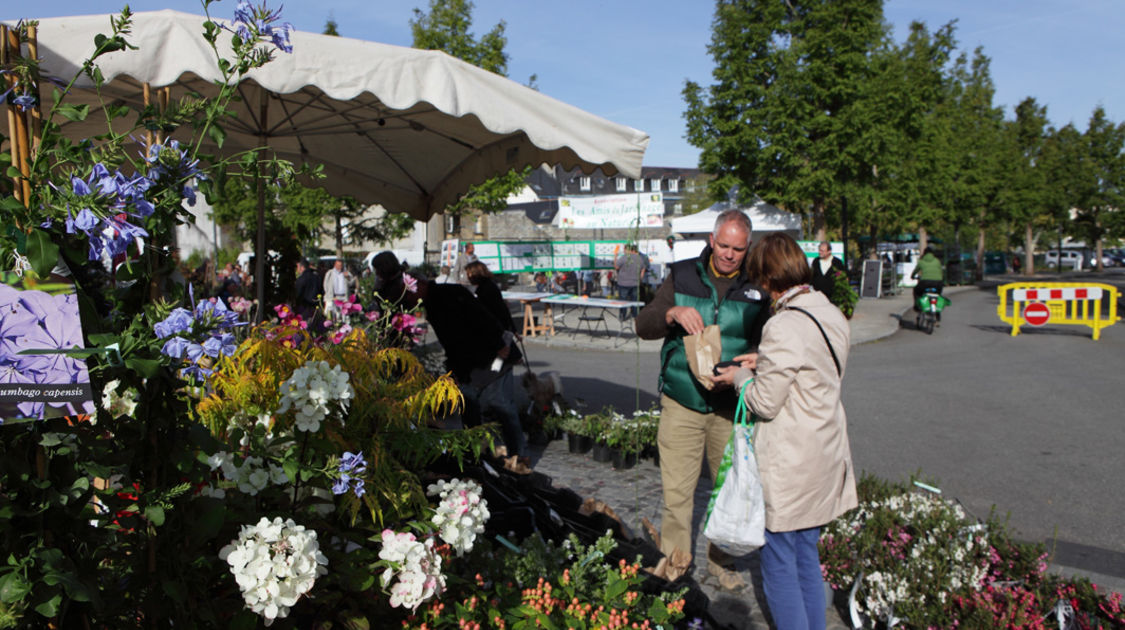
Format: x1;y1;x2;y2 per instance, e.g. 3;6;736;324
503;291;557;337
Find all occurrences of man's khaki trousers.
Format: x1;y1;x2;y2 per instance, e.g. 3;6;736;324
656;394;734;559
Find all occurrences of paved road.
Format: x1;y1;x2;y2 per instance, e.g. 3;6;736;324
844;284;1125;580
520;281;1125;585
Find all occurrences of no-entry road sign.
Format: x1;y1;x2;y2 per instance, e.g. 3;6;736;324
1023;302;1050;327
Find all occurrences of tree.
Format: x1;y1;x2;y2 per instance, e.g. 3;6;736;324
1007;97;1050;273
410;0;529;222
941;48;1009;275
1079;107;1125;269
684;0;885;239
867;21;958;252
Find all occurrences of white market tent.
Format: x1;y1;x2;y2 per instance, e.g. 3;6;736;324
669;200;802;261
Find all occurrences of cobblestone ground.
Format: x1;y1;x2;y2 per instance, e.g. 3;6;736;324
528;436;851;630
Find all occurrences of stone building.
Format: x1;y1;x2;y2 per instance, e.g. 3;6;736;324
443;164;708;245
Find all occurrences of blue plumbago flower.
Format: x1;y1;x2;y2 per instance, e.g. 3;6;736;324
154;308;194;339
201;336;223;359
144;140;204;208
160;336;192;359
229;1;294;54
219;333;238;357
333;452;367;497
331;474;350;496
339;451;367;475
12;91;36;112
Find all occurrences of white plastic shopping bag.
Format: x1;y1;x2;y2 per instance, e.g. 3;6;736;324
702;381;765;555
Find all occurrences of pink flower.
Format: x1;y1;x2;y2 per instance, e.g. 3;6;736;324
365;310;380;322
334;295;363;315
392;313;417;332
331;324;352;344
403;275;418;294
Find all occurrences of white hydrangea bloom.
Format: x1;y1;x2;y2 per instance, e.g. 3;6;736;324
211;452;287;496
426;478;489;556
277;360;353;432
219;517;328;626
378;529;445;611
100;379;139;422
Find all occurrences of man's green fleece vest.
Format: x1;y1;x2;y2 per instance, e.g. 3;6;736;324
659;255;768;414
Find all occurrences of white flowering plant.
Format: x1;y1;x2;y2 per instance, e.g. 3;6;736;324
820;475;991;627
816;473;1125;629
219;516;328;626
99;379;139;422
276;359;353;433
427;478;490;556
376;529;447;612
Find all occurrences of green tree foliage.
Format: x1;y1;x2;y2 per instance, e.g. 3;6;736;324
411;0;508;74
854;21;958;250
1079;107;1125;268
942;48;1011;271
410;0;529;218
1007;97;1050;272
684;0;884;238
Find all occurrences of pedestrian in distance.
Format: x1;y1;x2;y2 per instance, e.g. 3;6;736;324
635;209;770;588
713;232;857;630
293;258;323;325
810;240;845;296
322;259;355;321
614;243;647;317
451;242;478;285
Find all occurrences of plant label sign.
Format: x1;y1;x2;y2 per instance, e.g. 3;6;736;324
0;272;95;423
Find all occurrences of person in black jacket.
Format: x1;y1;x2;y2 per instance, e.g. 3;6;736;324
294;259;323;323
810;241;845;296
412;276;524;456
465;261;516;333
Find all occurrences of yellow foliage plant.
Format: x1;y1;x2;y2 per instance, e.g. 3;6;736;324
195;322;493;528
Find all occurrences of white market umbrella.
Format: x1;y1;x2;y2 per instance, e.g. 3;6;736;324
16;9;650;311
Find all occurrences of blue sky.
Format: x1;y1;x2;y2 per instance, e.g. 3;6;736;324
14;1;1123;167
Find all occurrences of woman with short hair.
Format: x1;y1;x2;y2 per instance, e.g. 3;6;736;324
713;232;857;630
465;261;516;334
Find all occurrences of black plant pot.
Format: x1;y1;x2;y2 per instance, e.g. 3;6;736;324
591;440;614;463
567;433;594;454
611;449;638;470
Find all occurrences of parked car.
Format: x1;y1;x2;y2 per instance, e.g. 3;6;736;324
1108;248;1125;267
1084;249;1119;269
1044;249;1084;270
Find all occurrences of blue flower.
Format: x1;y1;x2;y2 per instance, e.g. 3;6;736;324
219;333;238;356
12;92;36;112
229;1;294;54
331;474;350;496
339;451;367;475
71;175;91;196
185;342;205;363
201;336;223;358
183;184;197;206
352;479;365;497
160;336;192;359
268;22;294;53
154;308;193;339
73;208;99;232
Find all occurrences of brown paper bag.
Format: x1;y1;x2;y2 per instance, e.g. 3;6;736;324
684;324;722;390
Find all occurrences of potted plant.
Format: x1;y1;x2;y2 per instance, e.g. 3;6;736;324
587;409;616;463
560;410;594;454
605;415;645;470
632;408;661;466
